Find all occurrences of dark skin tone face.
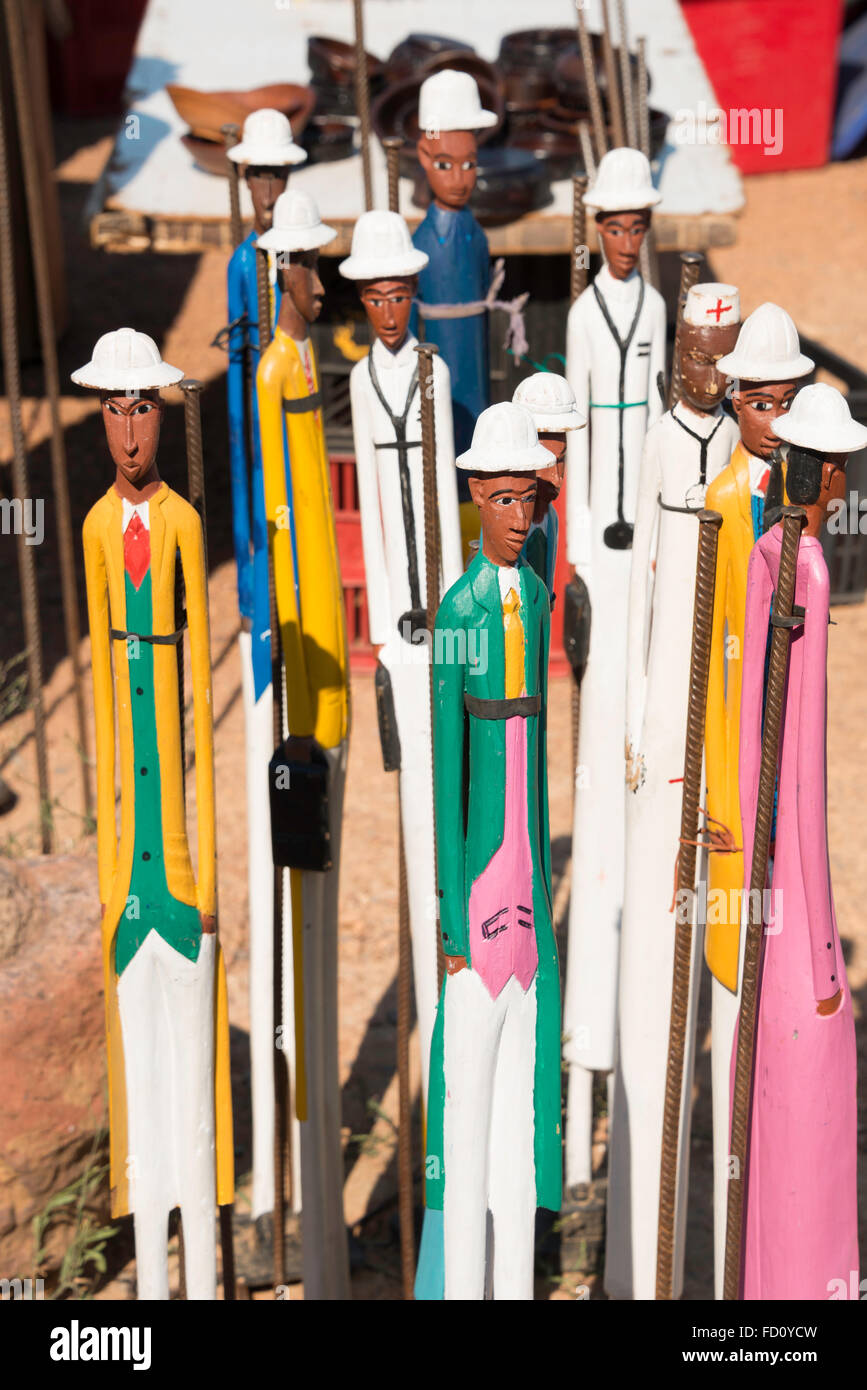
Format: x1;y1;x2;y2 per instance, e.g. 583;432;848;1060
468;470;537;568
534;433;566;522
417;130;478;212
245;165;289;236
596;209;650;281
358;276;417;352
731;380;796;460
802;453;848;540
276;249;324;338
679;320;740;414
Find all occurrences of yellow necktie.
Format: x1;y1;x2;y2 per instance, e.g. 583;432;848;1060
503;586;525;699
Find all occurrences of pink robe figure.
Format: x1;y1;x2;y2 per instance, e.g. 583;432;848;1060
735;525;858;1300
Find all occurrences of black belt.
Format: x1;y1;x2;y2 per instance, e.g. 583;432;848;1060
111;614;187;646
464;692;540;719
282;391;322;414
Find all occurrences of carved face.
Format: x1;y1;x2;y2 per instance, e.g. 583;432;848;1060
101;392;163;486
245;165;289;235
359;276;417;352
278;250;325;326
468;471;537;567
417;130;478;211
596;209;650;280
679;320;740;413
731;380;797;460
534;432;566;520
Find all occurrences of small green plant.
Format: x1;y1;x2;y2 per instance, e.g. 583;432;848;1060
33;1142;118;1300
349;1099;398;1158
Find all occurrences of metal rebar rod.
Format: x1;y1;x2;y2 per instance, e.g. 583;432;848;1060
383;137;402;215
636;37;650;160
571;174;589;303
396;807;415;1298
256;245;273;354
221;122;243;249
578;120;597;184
723;506;806;1301
0;43;51;853
352;0;373;212
615;0;638;147
415;343;443;993
576;3;607;163
668;252;703;409
180;379;207;557
5;0;90;829
655;508;722;1300
600;0;625;148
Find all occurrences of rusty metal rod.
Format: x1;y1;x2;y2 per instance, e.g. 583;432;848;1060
256;245;273;354
578;120;597;183
352;0;373;211
655;508;722;1300
5;0;90;829
576;3;607;164
636;37;650;160
221;123;243;249
724;506;806;1301
600;0;626;148
615;0;638;148
383;136;402;215
180;379;207;558
0;41;51;853
668;252;703;409
571;174;589;303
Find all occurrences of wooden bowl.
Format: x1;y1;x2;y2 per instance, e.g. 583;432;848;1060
166;83;316;143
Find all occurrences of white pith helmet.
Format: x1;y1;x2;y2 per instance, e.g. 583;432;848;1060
456;401;552;472
683;283;740;329
71;328;184;391
716;302;814;382
257;189;337;253
227;108;307;167
418;70;497;134
771;383;867;454
583;147;661;212
512;373;586;432
339;210;429;280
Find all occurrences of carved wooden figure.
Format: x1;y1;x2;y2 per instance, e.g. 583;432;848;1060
224;106;305;1232
256;190;350;1300
562;147;666;1192
340;210;461;1106
422;402;561;1300
512;372;586;598
735;384;863;1298
607;285;740;1299
75;330;233;1300
704;303;813;1296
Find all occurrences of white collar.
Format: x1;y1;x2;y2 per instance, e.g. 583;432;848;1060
497;564;523;605
747;449;771;495
372;333;419;371
121;496;150;532
595;262;641;302
672;400;725;437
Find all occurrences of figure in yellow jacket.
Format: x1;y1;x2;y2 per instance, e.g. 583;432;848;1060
703;302;813;1298
74;329;233;1301
256;191;351;1301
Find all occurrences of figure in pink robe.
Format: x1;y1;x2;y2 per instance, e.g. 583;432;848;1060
736;521;858;1299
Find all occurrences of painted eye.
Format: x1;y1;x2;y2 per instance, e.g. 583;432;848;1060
134;403;153;415
461;161;476;171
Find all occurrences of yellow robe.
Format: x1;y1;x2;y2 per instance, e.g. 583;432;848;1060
704;442;785;991
83;483;234;1217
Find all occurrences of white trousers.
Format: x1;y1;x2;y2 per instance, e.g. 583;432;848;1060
294;739;350;1301
379;639;438;1111
117;930;217;1300
443;970;538;1301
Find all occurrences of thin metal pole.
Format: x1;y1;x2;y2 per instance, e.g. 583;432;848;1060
724;507;806;1301
668;252;703;410
352;0;373;211
415;342;443;998
578;120;597;183
636;37;651;159
383;137;402;215
600;0;626;148
180;380;207;558
396;811;415;1298
221;122;243;250
576;3;607;163
4;0;90;829
655;508;722;1300
0;44;51;852
615;0;638;148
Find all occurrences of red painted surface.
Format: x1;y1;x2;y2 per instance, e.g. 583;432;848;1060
47;0;148;116
680;0;843;173
332;453;571;675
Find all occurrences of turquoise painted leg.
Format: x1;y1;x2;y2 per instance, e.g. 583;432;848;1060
413;1206;444;1300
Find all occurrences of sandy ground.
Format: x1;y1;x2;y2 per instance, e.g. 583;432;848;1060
2;123;867;1299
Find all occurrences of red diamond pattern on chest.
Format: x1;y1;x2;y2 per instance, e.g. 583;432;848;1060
123;512;151;590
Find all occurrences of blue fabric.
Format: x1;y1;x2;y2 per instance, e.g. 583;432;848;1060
413;1207;445;1301
410;205;491;457
227;233;294;701
750;491;765;542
